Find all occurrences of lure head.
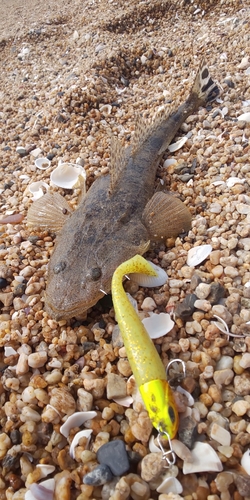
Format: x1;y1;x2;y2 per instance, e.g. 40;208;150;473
140;379;179;439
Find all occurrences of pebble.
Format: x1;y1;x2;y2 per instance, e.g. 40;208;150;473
211;305;232;324
0;292;13;307
216;356;234;370
213;369;234;386
175;294;197;320
106;373;127;399
195;283;211;299
83;464;113;485
97;439;130;476
178;416;197;449
215;472;234;493
28;351;48;368
239;353;250;369
232;399;250;416
210;423;231;446
208;283;226;304
234;373;250;396
141;297;156;311
77;388;94;411
194;299;211;312
141;452;164;481
49;387;76;415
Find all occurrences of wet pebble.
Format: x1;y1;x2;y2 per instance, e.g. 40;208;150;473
83;464;113;485
97;439;130;476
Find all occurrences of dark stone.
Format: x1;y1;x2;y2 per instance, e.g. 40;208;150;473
10;430;21;445
57;92;65;97
97;440;130;476
190;273;203;290
0;278;7;289
3;146;11;151
28;236;39;244
111;325;124;348
207;283;226;304
13;283;26;296
178;416;198;449
83;464;113;485
168;49;173;57
2;453;20;469
47;153;55;161
224;78;235;88
175;294;197;320
82;341;96;352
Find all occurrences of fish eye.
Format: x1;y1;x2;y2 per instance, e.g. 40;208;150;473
91;267;102;281
168;405;176;424
53;261;66;274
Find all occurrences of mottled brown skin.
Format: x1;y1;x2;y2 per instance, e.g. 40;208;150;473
45;66;218;319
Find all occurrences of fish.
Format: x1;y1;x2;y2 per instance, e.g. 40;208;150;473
27;60;219;320
111;254;179;439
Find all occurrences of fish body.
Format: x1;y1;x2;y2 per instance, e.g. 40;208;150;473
27;61;219;320
111;254;179;438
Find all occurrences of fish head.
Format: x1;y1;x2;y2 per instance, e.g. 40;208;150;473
45;215;150;320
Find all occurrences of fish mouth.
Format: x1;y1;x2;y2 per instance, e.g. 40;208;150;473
44;294;102;321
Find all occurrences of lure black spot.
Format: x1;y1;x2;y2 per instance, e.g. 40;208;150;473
201;67;209;79
151;394;156;403
91;267;102;281
168;405;176;424
53;261;66;274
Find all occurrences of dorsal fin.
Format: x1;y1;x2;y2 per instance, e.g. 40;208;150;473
109;135;128;194
131;105;174;156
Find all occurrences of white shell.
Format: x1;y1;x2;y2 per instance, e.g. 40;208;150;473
176;385;194;406
186;244;212;267
99;104;112;115
70;429;93;459
168;136;188;152
149;435;161;453
157;476;183;494
35;158;51;170
242;449;250;475
28;181;49;201
112;396;133;407
142;312;174;339
4;346;17;356
226;177;246;188
128;261;168;287
163;159;177;168
237;112;250;123
50;163;86;190
60;411;97;438
26;479;55;500
212;180;225;187
183;441;223;474
36;464;55;478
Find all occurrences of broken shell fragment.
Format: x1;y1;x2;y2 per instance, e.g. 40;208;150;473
168;136;188;152
226;177;246;188
112;395;133;407
70;429;93;459
36;464;56;478
186;244;212;267
25;479;55;500
241;449;250;475
157;476;183;494
128;261;168;287
60;411;97;438
28;181;49;201
50;163;86;190
142;312;174;339
183;441;223;474
35;157;51;170
237;112;250;123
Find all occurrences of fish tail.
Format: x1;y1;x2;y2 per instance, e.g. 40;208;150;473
191;59;220;103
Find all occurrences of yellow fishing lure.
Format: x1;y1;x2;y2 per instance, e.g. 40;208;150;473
111;254;179;439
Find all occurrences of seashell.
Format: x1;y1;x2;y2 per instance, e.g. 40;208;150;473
112;396;133;407
35;157;51;170
163;158;177;168
237;112;250;123
26;479;55;500
245;282;250;288
186;244;212;267
4;346;17;356
60;411;97;438
171;439;193;462
226;177;246;188
128;261;168;287
149;435;161;453
245;67;250;75
18;47;30;59
157;476;183;494
28;181;49;201
238;56;249;69
168;136;188;152
242;100;250;106
211;180;225;186
176;386;194;406
183;441;223;474
142;312;174;339
36;464;55;478
50;163;86;190
69;429;93;459
99;104;112;115
236;203;250;215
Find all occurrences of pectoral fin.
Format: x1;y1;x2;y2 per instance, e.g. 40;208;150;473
142;191;191;241
27;192;72;232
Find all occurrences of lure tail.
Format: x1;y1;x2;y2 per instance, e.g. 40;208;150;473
191;59;220;104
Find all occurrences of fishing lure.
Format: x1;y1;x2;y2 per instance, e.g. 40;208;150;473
111;254;179;444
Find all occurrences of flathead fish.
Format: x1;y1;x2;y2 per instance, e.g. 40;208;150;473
27;60;219;320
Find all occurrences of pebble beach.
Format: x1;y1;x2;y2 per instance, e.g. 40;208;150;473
0;0;250;499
